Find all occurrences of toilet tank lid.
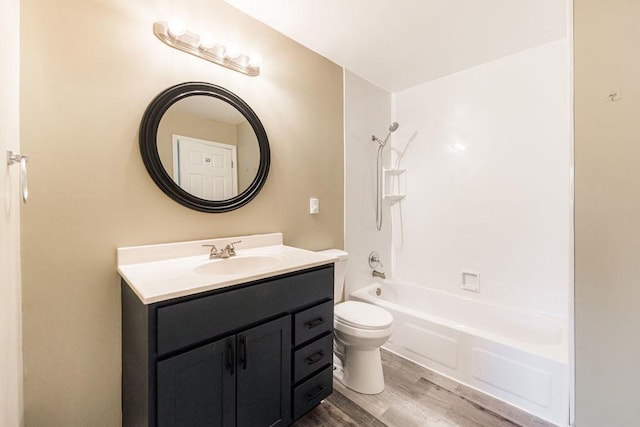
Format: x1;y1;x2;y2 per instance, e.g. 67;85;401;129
317;249;348;261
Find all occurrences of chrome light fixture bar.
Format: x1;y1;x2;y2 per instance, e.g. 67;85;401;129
153;20;261;77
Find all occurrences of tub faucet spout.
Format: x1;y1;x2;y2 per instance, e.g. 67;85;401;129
372;269;386;279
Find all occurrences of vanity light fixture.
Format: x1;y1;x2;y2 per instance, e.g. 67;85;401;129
199;32;215;50
167;17;186;38
224;43;240;59
153;19;260;77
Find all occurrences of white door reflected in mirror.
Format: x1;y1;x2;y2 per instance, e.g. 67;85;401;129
172;135;238;199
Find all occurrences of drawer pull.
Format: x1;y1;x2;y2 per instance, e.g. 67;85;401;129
305;351;325;365
305;384;327;402
305;317;326;329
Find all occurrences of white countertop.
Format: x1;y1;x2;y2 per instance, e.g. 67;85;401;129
117;233;337;304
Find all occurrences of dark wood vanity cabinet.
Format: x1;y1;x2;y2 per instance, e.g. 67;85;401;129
122;264;334;427
157;316;291;427
156;336;236;426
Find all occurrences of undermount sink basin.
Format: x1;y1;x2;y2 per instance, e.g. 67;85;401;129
193;255;284;276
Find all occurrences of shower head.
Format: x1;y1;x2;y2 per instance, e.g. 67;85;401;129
372;122;400;147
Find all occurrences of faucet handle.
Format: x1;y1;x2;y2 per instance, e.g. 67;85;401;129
202;244;219;257
368;251;383;268
226;240;241;255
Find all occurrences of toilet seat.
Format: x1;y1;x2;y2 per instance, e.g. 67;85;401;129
335;301;393;330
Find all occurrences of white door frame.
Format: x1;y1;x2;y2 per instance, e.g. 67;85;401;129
1;0;23;424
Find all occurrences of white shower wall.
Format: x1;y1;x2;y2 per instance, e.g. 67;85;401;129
343;70;392;299
391;39;571;317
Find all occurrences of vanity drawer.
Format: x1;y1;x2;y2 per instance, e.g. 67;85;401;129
294;300;333;346
293;333;333;383
293;366;333;420
156;266;333;356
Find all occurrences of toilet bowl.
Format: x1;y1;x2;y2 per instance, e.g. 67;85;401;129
318;249;394;395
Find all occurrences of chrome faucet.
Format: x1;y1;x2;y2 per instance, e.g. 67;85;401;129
203;241;241;259
372;269;386;279
369;251;386;279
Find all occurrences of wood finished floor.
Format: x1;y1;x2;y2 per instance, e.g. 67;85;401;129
295;350;553;427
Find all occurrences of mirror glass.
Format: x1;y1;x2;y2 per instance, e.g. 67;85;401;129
139;82;270;213
157;96;260;200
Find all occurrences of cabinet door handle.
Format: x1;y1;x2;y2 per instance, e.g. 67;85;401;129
239;335;248;370
305;317;326;329
305;384;327;402
227;340;234;375
305;351;325;365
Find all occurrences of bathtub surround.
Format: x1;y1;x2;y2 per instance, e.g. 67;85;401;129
0;0;23;425
344;70;393;298
392;39;571;319
20;0;343;424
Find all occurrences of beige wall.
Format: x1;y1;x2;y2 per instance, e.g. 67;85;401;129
1;0;23;425
574;0;640;425
20;0;343;425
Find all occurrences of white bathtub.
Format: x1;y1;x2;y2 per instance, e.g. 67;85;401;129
351;281;569;427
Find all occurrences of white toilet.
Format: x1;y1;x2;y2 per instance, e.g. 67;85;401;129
319;249;394;395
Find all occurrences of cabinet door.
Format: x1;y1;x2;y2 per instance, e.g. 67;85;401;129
236;315;291;427
157;337;236;427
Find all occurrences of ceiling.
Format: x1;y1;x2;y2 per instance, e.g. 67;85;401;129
224;0;567;93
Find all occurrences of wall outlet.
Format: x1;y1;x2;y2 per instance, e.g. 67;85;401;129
461;271;480;292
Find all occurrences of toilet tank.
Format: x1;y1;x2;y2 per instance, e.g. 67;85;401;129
317;249;348;302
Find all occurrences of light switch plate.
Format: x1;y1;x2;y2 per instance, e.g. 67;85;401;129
309;197;319;214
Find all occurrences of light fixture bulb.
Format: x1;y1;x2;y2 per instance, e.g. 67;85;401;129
224;44;240;59
167;17;186;38
199;32;215;50
248;53;263;68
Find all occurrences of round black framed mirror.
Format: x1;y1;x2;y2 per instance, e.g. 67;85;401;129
139;82;270;213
